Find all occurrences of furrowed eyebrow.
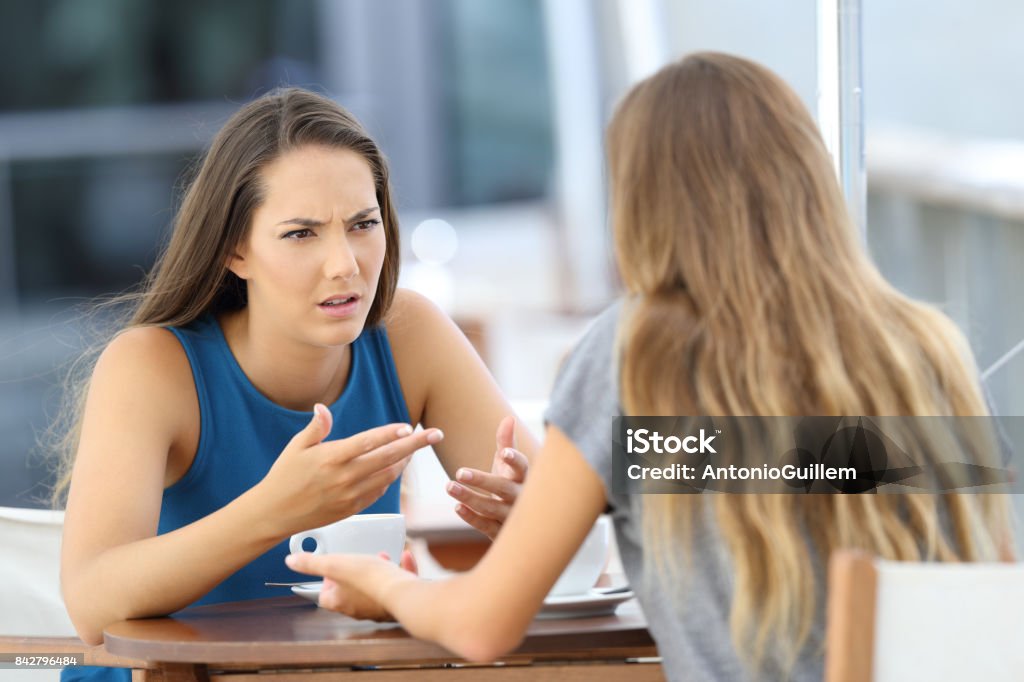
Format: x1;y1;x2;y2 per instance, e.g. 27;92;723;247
277;217;325;228
344;207;381;224
276;207;380;228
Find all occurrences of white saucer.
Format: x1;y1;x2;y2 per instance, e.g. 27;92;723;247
294;582;634;619
537;589;635;620
292;582;325;603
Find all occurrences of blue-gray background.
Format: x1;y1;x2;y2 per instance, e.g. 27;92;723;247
2;0;1023;510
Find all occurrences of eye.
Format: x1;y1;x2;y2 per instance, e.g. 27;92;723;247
352;219;381;232
282;228;314;240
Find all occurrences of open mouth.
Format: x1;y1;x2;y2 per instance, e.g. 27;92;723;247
320;295;359;307
317;295;361;319
321;296;357;306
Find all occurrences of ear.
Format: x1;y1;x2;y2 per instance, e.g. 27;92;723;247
226;246;250;280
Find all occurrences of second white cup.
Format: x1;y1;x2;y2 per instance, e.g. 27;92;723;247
548;515;612;597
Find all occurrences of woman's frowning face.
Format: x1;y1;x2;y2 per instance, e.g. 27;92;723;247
229;144;386;348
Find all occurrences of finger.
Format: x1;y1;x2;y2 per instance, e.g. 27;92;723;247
329;423;439;462
347;455;412;504
335;454;411;513
319;586;348;613
345;430;439;479
400;548;419;575
317;578;358;614
497;447;529;482
290;404;333;449
454;467;518;501
320;585;389;621
495;416;516;452
446;481;509;521
455;503;501;540
286;551;339;577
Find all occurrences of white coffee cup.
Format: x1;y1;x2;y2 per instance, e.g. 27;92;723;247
289;513;405;564
549;515;612;597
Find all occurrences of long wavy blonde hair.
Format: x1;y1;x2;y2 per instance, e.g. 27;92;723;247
47;88;401;507
608;52;1013;671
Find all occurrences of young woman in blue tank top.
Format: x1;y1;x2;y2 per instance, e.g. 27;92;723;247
53;89;537;682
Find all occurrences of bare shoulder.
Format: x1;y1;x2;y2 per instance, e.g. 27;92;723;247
384;288;465;356
384;288;449;331
92;326;197;442
382;289;470;424
97;326;191;387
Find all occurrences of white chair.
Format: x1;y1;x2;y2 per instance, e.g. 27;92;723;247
0;506;74;682
826;550;1024;682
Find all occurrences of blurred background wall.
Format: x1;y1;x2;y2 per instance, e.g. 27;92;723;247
2;0;1023;508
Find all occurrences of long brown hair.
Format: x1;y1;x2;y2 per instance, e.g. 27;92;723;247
608;52;1012;672
49;88;401;506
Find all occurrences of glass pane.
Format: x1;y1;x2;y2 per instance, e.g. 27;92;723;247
0;0;320;110
440;0;554;205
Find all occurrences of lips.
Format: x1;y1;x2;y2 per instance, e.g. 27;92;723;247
317;293;361;320
319;294;359;306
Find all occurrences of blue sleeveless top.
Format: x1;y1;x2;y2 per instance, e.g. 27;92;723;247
62;314;409;682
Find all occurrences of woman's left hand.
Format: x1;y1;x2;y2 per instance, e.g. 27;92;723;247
445;416;529;540
286;550;417;621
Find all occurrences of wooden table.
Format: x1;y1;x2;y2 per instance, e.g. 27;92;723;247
94;595;663;681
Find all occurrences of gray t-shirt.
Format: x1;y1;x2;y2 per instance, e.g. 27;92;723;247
544;301;825;682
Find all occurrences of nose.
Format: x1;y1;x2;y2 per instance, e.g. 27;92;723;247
323;234;359;280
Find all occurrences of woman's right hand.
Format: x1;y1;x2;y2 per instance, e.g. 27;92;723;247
259;404;442;534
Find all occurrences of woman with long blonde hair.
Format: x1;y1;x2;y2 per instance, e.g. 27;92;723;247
288;53;1014;680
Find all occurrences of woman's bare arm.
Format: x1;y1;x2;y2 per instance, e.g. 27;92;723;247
61;326;436;644
385;290;541;536
287;425;607;661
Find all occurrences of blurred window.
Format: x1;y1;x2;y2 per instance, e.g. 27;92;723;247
0;0;555;303
0;0;320;109
440;0;554;205
11;155;188;300
0;0;558;507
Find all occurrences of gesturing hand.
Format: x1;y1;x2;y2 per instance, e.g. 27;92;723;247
288;549;418;621
260;404;444;536
445;415;529;540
